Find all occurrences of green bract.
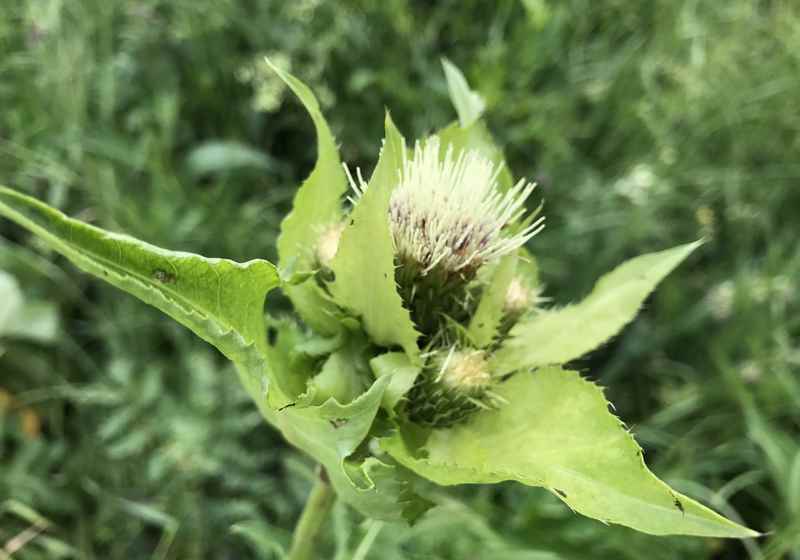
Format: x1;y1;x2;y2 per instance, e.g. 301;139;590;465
0;60;758;539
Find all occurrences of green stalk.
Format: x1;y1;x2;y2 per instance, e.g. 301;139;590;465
288;467;335;560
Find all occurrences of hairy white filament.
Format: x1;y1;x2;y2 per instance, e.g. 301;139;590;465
347;136;543;274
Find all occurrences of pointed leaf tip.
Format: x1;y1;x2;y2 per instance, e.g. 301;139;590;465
491;241;702;374
385;367;758;538
270;61;348;335
442;57;486;128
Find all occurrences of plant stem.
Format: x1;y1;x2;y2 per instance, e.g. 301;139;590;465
351;520;384;560
288;466;335;560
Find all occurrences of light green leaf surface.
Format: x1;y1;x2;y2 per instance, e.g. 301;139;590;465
343;456;434;524
271;375;423;522
262;316;317;409
384;367;758;537
329;114;420;359
0;186;279;372
269;58;346;335
468;253;517;347
235;317;425;523
436;120;514;192
442;58;486;128
491;242;701;375
310;333;371;405
370;351;421;413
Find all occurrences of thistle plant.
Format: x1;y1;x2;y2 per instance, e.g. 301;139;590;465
0;60;757;556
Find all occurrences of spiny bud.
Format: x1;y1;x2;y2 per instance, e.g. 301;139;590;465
405;346;504;428
504;276;532;314
438;348;491;390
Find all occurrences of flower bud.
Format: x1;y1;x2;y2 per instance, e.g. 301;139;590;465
504;276;532;314
405;347;503;428
315;222;345;267
438;349;491;390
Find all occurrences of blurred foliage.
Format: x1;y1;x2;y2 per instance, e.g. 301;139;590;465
1;0;798;558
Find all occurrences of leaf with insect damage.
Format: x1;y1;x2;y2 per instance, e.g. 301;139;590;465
0;187;279;383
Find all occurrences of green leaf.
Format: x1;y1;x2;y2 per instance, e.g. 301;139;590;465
262;316;317;409
343;456;433;524
329;114;420;360
491;241;702;375
309;332;371;405
274;376;401;518
269;58;347;335
370;351;421;413
0;186;279;369
436;120;514;191
186;140;273;176
441;58;486;128
384;367;758;538
468;254;517;347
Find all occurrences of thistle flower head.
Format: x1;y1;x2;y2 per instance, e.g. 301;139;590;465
348;137;543;276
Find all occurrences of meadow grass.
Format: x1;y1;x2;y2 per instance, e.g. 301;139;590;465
1;1;797;558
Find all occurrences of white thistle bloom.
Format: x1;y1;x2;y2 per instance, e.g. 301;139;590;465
347;136;543;275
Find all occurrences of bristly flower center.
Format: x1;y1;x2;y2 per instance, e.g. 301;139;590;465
345;137;544;338
386;137;542;275
346;136;543;277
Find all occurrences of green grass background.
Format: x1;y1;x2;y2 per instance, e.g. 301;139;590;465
1;1;798;558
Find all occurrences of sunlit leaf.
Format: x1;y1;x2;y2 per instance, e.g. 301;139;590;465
468;254;517;348
269;58;347;335
491;242;702;375
384;367;758;538
370;351;421;413
329;114;420;360
0;186;279;373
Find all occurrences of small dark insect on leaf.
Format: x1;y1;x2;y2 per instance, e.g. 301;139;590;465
329;418;348;429
555;489;568;499
277;402;296;412
349;219;355;226
153;269;176;284
673;496;685;514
